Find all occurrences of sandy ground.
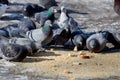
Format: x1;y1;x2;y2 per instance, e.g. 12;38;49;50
0;0;120;80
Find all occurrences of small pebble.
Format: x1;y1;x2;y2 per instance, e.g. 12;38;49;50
73;62;82;65
68;54;77;57
64;70;72;74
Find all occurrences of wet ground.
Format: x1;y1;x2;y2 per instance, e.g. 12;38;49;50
0;0;120;80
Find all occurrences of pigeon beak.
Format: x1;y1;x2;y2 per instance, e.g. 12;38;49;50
79;42;82;45
50;24;52;27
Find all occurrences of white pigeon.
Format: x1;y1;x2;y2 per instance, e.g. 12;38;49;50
0;4;8;17
57;6;69;31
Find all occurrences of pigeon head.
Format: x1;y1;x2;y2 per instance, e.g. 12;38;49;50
0;4;8;9
88;38;100;52
74;35;83;46
44;20;52;27
61;6;67;13
23;4;34;17
48;6;57;13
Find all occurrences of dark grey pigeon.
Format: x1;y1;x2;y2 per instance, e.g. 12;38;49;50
34;7;57;26
86;32;108;53
23;3;46;17
68;17;81;32
49;27;71;47
9;37;43;56
105;30;120;48
71;31;87;50
39;0;57;9
25;20;53;46
1;44;28;62
0;36;27;61
18;18;36;32
0;36;9;58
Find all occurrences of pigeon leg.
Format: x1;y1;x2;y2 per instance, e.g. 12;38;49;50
73;46;78;51
37;47;45;53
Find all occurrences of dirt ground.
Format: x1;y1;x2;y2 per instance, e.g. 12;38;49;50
0;0;120;80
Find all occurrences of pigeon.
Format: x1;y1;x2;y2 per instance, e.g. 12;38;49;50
1;43;28;62
50;28;71;47
34;6;57;26
68;17;81;33
9;37;43;56
23;3;46;17
0;36;28;61
86;32;108;53
71;31;87;50
0;29;9;37
39;0;57;9
18;18;36;32
0;24;25;38
114;0;120;15
25;20;53;46
57;6;69;31
0;0;9;5
106;30;120;48
0;4;8;17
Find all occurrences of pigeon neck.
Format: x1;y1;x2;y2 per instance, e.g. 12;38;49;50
46;10;53;16
42;25;51;33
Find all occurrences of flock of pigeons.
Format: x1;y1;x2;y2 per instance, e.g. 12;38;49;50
0;0;119;62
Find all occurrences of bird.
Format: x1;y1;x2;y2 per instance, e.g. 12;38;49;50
23;3;46;17
0;4;8;18
71;31;87;50
114;0;120;16
1;43;28;62
9;37;44;56
68;17;81;33
24;20;53;46
106;30;120;48
49;27;71;47
86;32;108;53
57;6;69;31
18;18;36;32
0;24;25;38
0;0;9;5
34;7;57;26
39;0;57;9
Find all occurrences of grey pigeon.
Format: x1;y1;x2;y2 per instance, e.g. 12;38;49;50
86;32;108;53
23;3;46;17
9;37;43;56
0;4;8;17
0;24;25;38
57;6;69;31
18;18;36;32
25;20;53;46
34;7;57;26
39;0;57;9
1;44;28;62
